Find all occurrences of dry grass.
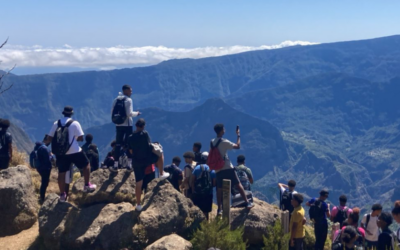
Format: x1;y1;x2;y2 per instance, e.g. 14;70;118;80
9;146;28;167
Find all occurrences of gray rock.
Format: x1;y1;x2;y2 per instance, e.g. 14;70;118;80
0;165;38;236
69;169;136;207
230;198;281;245
145;234;192;250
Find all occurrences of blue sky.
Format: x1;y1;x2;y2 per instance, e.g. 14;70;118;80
1;0;400;74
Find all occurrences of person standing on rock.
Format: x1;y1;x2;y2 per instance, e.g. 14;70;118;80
31;141;53;202
111;84;141;173
289;193;305;250
209;123;254;216
0;119;12;170
44;106;97;202
128;118;169;211
279;180;298;220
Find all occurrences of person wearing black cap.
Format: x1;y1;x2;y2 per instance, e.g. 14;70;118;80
306;189;331;250
193;142;203;164
0;119;12;169
44;106;97;202
164;156;183;192
111;84;141;172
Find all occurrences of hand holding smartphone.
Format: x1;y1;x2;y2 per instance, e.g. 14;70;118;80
236;125;240;136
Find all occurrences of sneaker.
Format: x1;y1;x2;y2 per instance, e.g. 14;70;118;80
159;172;170;180
59;192;67;202
246;202;254;209
84;182;97;192
135;204;142;211
126;166;133;172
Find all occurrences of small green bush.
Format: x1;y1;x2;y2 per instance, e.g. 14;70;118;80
191;219;246;250
262;219;290;250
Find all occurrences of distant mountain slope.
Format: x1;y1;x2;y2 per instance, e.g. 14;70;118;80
1;35;400;141
86;98;288;180
227;73;400;204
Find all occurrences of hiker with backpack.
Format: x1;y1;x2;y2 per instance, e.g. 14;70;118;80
361;203;383;249
377;212;397;250
111;84;141;172
127;118;169;211
0;119;12;170
331;195;353;228
207;124;254;216
164;156;183;192
392;201;400;247
231;155;254;207
306;189;331;250
182;151;195;198
30;141;53;202
333;208;365;248
44;106;97;202
191;152;216;220
331;226;362;250
279;180;298;220
193;142;203;164
289;193;306;250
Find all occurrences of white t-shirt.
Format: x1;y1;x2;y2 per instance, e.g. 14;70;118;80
361;213;380;242
48;117;84;155
212;137;235;173
279;186;298;196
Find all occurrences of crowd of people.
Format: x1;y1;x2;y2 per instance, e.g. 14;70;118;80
279;180;400;250
2;84;400;250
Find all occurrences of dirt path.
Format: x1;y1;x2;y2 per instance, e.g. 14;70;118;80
0;222;39;250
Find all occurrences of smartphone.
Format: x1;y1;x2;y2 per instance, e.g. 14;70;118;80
236;125;240;132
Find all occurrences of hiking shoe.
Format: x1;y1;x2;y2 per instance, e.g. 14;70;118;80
59;192;67;202
84;182;97;192
126;166;133;172
159;172;170;180
135;204;143;212
246;202;254;209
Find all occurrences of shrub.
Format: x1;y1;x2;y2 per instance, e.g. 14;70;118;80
262;219;289;250
9;146;27;167
191;219;246;250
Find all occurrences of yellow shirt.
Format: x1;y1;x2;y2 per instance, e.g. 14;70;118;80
290;206;305;239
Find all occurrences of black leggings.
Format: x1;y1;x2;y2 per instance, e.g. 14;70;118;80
38;169;51;201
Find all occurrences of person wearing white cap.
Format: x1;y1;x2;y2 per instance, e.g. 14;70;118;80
191;151;216;220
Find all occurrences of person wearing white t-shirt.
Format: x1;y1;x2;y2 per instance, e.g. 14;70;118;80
278;180;298;218
44;106;97;202
361;203;383;249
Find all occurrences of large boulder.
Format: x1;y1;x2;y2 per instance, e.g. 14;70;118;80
69;169;136;207
230;198;281;245
38;179;204;250
144;234;192;250
0;165;38;236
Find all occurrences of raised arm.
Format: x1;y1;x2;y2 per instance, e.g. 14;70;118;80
233;128;241;149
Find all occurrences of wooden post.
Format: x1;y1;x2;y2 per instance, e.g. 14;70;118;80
222;179;231;225
281;210;290;234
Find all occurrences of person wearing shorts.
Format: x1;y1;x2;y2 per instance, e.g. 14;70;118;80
142;164;156;192
44;106;97;202
128;118;169;212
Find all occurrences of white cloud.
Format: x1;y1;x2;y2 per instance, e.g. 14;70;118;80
0;41;318;70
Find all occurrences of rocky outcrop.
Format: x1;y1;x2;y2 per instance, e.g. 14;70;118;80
144;234;192;250
0;166;38;236
69;169;136;207
230;198;281;245
38;178;204;250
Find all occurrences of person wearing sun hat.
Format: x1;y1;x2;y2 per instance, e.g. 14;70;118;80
44;106;97;202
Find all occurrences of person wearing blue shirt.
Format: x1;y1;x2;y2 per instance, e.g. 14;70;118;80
306;190;331;250
191;152;216;220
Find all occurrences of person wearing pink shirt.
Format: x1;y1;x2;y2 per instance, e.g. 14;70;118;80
331;195;353;227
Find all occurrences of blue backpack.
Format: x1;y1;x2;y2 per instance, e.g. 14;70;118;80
29;145;47;169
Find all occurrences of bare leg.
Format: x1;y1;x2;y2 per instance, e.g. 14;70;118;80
58;172;67;194
82;164;90;185
156;154;165;176
235;183;249;203
135;180;143;205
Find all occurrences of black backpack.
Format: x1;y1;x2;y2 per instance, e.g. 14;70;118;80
194;165;212;195
111;97;127;124
309;199;325;222
280;189;294;213
51;119;74;155
333;207;349;227
333;227;364;247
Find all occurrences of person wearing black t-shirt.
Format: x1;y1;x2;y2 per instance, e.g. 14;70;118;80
164;156;183;191
0;119;12;170
377;212;395;250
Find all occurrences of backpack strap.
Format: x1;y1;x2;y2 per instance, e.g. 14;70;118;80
366;213;371;229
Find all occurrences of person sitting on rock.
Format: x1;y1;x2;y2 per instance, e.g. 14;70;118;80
86;144;99;172
101;141;116;169
0;119;12;170
128;118;169;211
164;156;183;192
182;152;195;198
191;152;216;220
44;106;97;202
